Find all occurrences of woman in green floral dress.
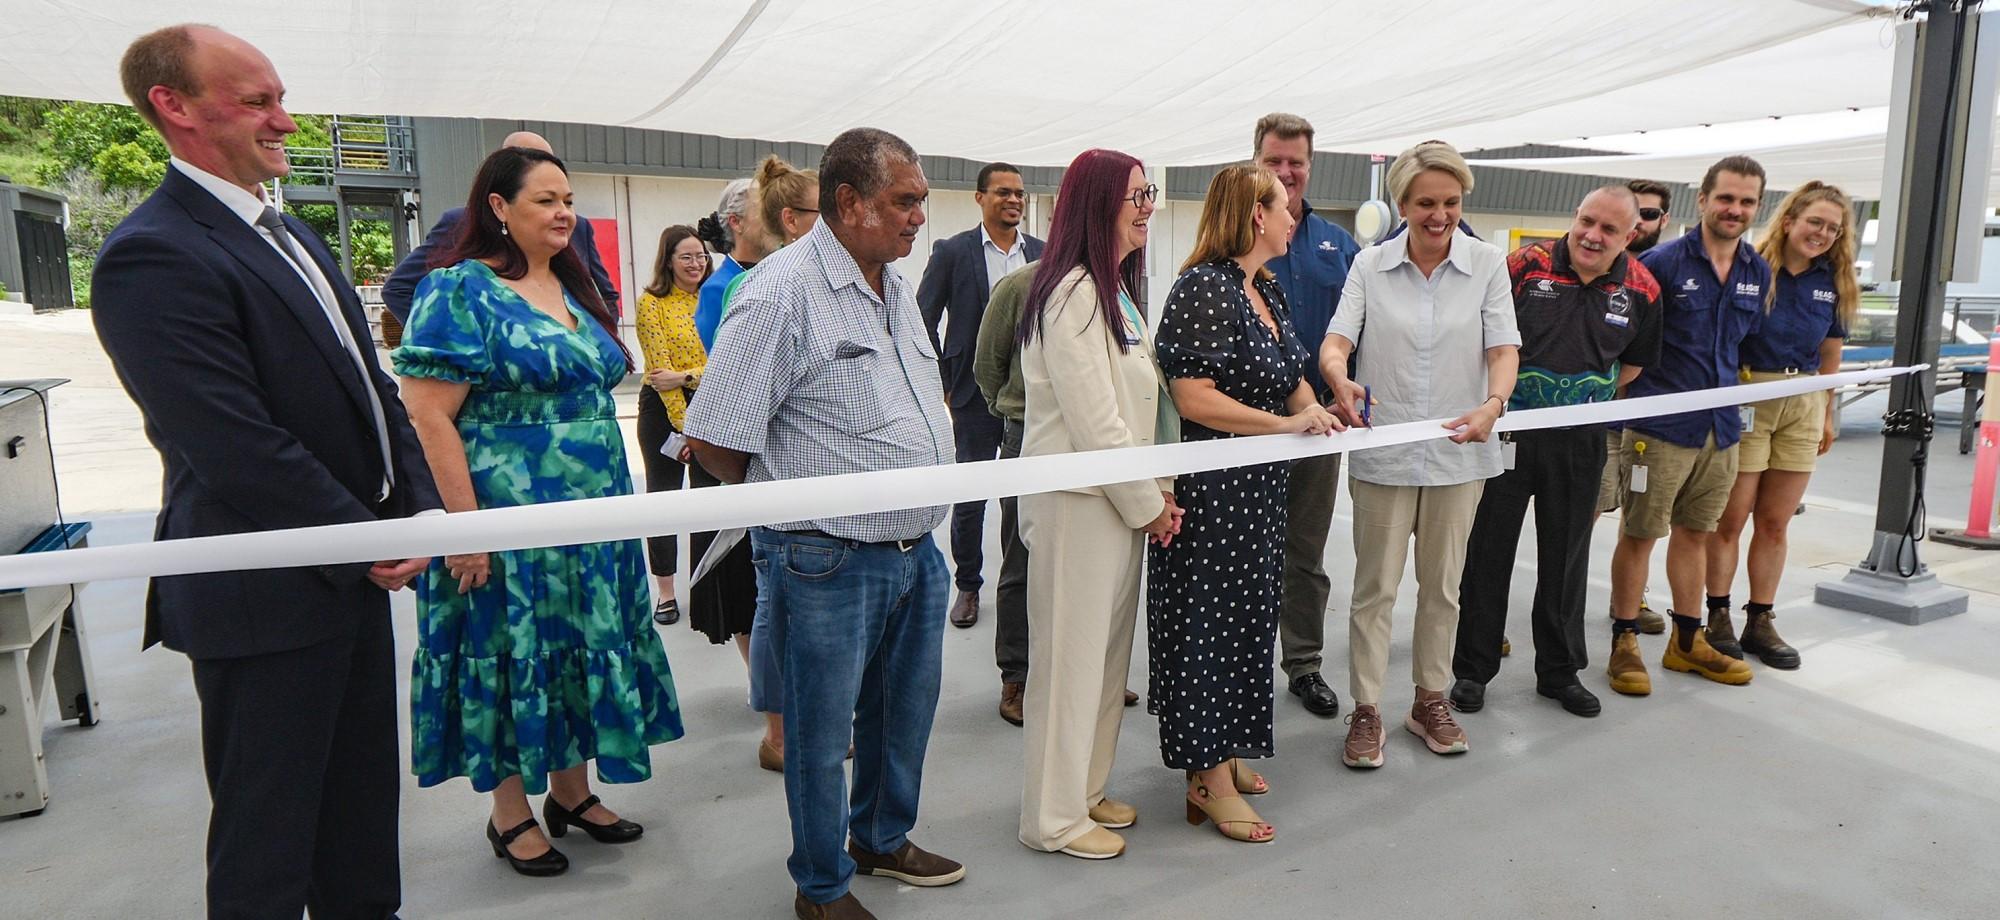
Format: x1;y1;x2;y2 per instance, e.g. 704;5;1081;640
396;145;682;877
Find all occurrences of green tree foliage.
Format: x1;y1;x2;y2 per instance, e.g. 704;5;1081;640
92;141;167;190
349;220;394;283
36;102;168;187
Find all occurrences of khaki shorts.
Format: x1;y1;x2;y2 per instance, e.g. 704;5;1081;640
1618;430;1738;539
1597;429;1623;513
1737;387;1827;474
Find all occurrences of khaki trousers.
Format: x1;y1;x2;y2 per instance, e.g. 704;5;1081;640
1346;478;1484;708
1017;490;1143;851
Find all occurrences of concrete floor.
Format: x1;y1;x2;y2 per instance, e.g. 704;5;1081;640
3;308;1998;918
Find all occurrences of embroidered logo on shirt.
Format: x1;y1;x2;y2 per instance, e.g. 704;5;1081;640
1537;279;1555;293
1606;289;1632;314
1318;240;1339;252
1682;278;1700;292
1812;289;1838;304
1735;282;1762;297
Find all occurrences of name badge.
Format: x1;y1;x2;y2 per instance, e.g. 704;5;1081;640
1740;405;1756;432
1630;464;1648;494
1500;438;1517;471
1604;312;1630;328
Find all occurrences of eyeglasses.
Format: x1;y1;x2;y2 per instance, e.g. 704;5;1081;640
1797;215;1844;238
1127;184;1159;209
791;206;820;214
1638;207;1665;222
983;188;1027;200
672;253;708;264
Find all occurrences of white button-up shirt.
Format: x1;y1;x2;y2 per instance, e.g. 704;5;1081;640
980;224;1028;295
1326;228;1521;487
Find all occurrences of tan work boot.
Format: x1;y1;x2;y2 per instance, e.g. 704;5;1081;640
1406;689;1469;755
1739;608;1801;669
1662;617;1752;685
1606;630;1651;696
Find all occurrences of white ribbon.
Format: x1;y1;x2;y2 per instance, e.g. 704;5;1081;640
0;366;1921;590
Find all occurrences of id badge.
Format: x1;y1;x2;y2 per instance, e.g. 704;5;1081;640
1739;405;1756;433
1500;437;1517;471
1630;464;1648;494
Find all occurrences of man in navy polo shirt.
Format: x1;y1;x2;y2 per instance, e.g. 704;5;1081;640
1254;112;1362;718
1450;186;1661;718
1605;156;1769;696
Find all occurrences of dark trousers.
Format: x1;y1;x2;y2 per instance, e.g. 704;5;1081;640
1454;426;1605;688
636;387;685;577
1279;451;1342;681
190;603;400;920
995;418;1029;684
948;404;1004;592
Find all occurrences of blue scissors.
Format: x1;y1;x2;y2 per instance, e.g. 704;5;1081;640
1360;385;1372;428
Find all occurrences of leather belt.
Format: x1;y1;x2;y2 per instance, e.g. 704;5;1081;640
792;528;924;552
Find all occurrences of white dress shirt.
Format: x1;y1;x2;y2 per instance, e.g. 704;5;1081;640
980;223;1028;295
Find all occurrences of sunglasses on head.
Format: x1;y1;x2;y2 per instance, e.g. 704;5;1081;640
1638;207;1665;221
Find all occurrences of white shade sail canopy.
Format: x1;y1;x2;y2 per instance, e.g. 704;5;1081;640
1;0;1886;167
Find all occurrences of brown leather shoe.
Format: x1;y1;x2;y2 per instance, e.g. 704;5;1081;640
998;681;1024;726
795;892;876;920
949;590;979;628
1739;608;1800;669
1123;689;1139;707
758;738;783;772
848;840;966;887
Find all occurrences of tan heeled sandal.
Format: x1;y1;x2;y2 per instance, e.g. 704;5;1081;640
1184;783;1275;844
1229;758;1268;795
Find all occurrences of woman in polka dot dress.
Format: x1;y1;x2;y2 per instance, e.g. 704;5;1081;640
1149;164;1341;844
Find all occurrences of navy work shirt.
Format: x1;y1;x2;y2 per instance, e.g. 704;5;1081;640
1629;227;1770;449
1739;257;1845;373
1265;200;1360;393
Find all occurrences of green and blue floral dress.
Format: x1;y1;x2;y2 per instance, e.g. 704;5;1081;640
393;259;682;795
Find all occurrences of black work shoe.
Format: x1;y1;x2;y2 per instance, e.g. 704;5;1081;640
1448;678;1485;713
1739;608;1801;670
1536;683;1602;717
1288;672;1340;717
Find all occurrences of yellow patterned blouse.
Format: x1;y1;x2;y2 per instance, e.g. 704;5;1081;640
634;286;705;428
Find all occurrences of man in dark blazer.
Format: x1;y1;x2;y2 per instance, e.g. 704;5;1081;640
380;130;620;323
92;25;441;919
917;162;1043;629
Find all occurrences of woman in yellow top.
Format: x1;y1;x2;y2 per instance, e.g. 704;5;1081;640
633;224;710;626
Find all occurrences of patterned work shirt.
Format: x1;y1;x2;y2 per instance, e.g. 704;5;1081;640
1506;237;1663;410
681;220;954;542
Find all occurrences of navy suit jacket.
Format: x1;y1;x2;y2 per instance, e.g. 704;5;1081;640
917;225;1044;411
92;167;442;659
381;206;620;322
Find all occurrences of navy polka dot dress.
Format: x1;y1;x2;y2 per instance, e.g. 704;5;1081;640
1148;259;1312;771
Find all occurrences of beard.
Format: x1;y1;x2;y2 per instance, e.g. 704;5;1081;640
1628;228;1661;253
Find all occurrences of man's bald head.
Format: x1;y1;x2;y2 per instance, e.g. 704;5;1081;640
500;131;554;155
1567;184;1641;280
1580;184;1640;224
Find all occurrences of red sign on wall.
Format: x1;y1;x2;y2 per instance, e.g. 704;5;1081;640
589;217;622;314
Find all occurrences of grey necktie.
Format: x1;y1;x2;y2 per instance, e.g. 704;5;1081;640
257;206;397;494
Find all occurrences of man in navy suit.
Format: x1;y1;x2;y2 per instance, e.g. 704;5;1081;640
380;130;620;323
917;163;1043;630
93;25;441;918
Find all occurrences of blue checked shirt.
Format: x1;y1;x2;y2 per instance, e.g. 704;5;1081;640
682;220;954;542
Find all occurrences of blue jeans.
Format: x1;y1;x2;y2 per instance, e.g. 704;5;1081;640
749;527;948;904
747;555;782;714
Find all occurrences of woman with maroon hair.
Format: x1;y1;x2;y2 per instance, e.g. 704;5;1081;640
1014;148;1178;861
394;145;683;877
1150;163;1339;844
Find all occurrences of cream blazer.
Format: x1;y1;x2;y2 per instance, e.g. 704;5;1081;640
1020;266;1174;529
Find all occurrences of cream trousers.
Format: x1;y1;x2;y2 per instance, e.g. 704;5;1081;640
1017;490;1143;851
1346;477;1484;708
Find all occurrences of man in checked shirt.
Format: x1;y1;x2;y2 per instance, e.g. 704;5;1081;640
684;127;964;920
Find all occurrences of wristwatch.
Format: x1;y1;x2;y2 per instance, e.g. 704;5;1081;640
1484;394;1507;417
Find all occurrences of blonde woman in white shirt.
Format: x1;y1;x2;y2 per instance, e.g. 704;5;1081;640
1321;140;1520;771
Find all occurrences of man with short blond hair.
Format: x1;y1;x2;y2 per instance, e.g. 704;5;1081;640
95;24;439;917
